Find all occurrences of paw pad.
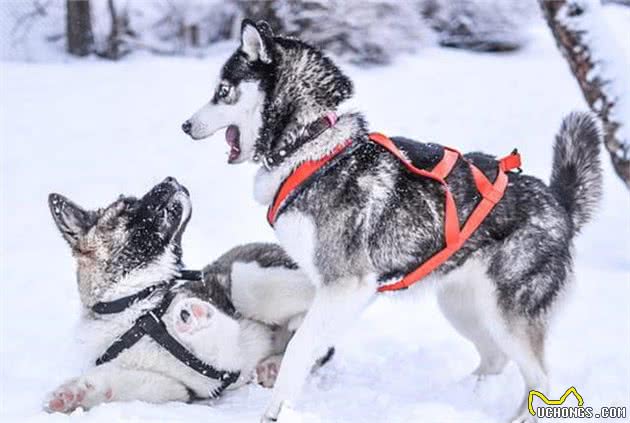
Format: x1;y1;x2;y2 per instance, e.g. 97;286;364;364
174;298;213;334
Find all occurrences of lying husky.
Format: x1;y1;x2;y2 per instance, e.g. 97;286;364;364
182;19;602;423
45;177;319;413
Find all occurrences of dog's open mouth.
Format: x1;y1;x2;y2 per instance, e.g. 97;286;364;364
225;125;241;163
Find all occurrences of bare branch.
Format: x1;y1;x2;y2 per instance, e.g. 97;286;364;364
539;0;630;189
10;0;51;49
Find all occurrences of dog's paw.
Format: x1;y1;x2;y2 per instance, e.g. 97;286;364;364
173;298;213;335
45;379;108;414
261;400;288;423
256;355;282;388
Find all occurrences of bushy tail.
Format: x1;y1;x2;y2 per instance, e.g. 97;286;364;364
550;112;603;234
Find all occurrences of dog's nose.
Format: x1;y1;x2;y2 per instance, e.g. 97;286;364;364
181;120;192;134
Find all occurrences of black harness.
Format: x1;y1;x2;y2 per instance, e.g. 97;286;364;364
92;270;240;399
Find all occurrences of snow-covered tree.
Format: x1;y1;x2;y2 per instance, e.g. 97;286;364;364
89;0;238;58
235;0;284;35
272;0;430;65
145;0;237;53
66;0;93;56
540;0;630;189
1;0;542;62
423;0;537;52
0;0;66;61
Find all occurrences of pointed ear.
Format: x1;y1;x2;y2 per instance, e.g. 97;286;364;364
240;19;271;64
48;193;94;249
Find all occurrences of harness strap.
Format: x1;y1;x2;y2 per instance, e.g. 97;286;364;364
266;132;521;292
137;306;240;398
93;271;240;398
368;133;463;248
95;291;175;365
375;136;521;292
91;281;174;314
91;270;203;315
267;139;352;225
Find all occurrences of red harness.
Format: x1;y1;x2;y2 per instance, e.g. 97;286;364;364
267;132;522;292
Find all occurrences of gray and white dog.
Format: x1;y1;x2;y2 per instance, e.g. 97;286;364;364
45;177;317;413
182;19;603;423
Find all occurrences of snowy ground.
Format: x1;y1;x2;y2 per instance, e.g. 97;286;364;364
1;9;629;423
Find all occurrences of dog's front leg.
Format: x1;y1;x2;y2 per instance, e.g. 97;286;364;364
261;276;375;422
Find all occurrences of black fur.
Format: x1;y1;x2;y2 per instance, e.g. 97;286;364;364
550;112;602;235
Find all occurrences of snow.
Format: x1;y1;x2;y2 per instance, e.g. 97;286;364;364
1;8;629;423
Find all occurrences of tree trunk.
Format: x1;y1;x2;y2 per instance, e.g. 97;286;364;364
539;0;630;189
66;0;93;56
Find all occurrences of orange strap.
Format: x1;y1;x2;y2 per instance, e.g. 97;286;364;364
267;140;352;226
267;133;521;293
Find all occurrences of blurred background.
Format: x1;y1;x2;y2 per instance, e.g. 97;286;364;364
2;0;628;186
0;1;628;422
0;0;628;61
1;0;544;63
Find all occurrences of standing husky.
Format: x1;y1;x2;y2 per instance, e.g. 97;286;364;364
45;177;316;413
182;19;603;423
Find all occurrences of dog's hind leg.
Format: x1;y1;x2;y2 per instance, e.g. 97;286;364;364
45;363;190;413
499;321;548;423
486;223;569;422
438;267;549;422
262;276;376;422
437;260;508;377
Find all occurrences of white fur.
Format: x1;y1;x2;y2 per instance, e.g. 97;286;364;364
241;24;271;63
52;294;276;413
165;298;243;371
101;249;180;302
273;211;322;287
172;191;192;235
436;258;549;423
187;81;264;163
230;261;315;326
166;297;275;389
259;250;549;422
436;258;510;375
48;251;277;413
263;276;377;422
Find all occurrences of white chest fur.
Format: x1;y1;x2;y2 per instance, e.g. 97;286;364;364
273;211;322;287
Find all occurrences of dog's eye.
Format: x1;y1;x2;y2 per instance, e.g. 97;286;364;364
217;84;230;99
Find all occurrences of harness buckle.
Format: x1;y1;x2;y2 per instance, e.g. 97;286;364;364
147;311;161;324
499;149;523;174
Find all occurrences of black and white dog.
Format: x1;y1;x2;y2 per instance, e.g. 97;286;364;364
45;177;318;413
182;20;602;423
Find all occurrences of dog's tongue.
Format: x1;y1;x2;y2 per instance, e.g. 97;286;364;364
226;125;238;145
225;125;240;163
